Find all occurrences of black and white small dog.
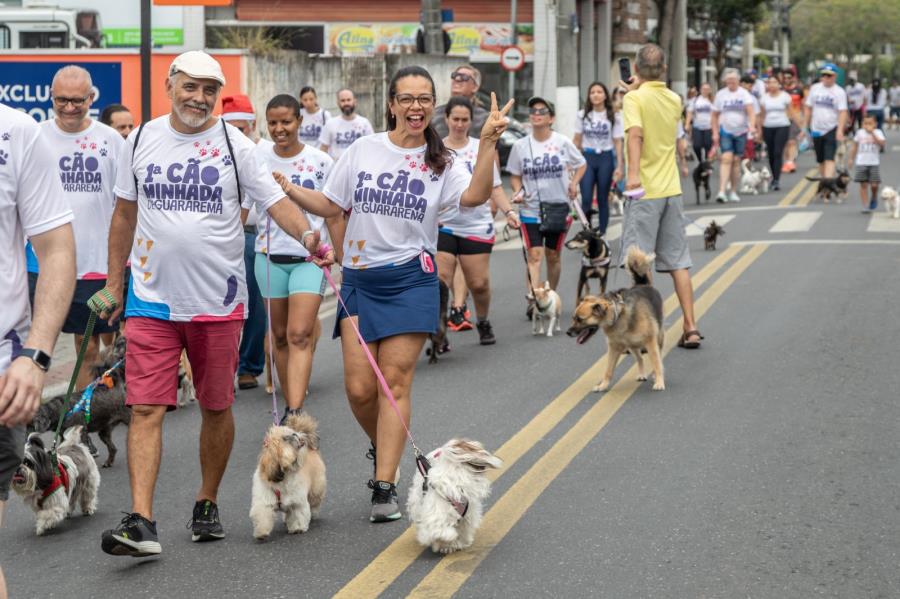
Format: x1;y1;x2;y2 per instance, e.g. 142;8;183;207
11;428;100;535
704;220;726;250
692;160;713;204
806;170;851;203
566;227;611;304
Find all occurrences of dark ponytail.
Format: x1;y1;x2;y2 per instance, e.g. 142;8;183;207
386;65;451;176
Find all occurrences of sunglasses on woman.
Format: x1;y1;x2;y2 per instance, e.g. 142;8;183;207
451;72;474;83
529;107;551;116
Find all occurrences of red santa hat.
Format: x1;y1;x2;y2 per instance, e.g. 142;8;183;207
221;94;255;121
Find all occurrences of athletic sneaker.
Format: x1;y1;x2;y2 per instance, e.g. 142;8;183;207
869;198;878;211
101;512;161;557
716;192;728;203
782;161;796;173
368;480;401;522
189;499;225;542
365;444;400;484
448;305;473;332
771;180;780;191
728;191;741;203
476;320;496;345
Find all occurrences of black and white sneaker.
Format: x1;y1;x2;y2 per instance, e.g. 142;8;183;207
368;480;401;523
101;512;161;557
476;320;496;345
189;500;225;542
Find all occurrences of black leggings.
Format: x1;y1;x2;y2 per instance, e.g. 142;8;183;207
763;126;790;182
692;128;713;161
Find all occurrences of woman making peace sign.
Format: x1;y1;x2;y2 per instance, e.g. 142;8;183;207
277;65;513;523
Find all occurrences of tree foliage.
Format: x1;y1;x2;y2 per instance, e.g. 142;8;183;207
789;0;900;77
688;0;768;74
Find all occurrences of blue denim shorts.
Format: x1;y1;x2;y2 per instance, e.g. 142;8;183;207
719;128;748;156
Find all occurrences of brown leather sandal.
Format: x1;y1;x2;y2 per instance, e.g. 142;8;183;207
678;330;704;349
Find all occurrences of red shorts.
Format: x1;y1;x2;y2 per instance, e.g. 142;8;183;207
124;317;242;411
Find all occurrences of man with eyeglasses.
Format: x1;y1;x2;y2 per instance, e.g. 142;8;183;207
318;88;374;160
431;65;489;138
804;63;848;179
26;65;125;391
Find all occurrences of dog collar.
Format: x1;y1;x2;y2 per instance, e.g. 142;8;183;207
39;461;70;508
583;255;611;268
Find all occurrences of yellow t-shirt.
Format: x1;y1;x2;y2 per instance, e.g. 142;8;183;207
622;81;683;200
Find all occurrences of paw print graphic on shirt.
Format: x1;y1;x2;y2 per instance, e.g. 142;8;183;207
0;149;8;166
90;143;97;150
199;148;208;157
99;148;108;157
222;155;233;166
1;132;9;141
429;172;440;182
193;142;201;148
211;149;220;158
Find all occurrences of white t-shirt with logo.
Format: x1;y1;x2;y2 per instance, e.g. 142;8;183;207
890;85;900;108
506;132;586;223
805;83;849;135
318;114;374;160
687;96;713;130
114;116;286;322
853;129;885;166
867;88;888;111
438;137;502;242
0;103;73;374
847;82;866;110
27;120;123;280
323;132;469;269
760;92;792;128
712;87;755;135
243;142;333;257
573;110;624;153
298;108;332;147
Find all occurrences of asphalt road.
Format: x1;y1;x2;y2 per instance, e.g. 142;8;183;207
4;134;900;599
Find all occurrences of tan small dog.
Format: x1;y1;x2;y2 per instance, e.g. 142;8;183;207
567;246;665;391
532;282;562;337
250;413;326;540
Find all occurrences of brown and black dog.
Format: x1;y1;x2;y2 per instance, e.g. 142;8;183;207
567;246;665;392
704;220;725;251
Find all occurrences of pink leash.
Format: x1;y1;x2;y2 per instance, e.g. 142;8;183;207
311;246;427;463
265;216;280;424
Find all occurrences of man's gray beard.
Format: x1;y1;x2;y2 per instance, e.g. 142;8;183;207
174;103;212;128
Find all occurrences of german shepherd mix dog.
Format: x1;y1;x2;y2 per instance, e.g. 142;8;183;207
806;170;851;203
704;220;725;251
427;280;450;364
692;160;713;204
565;227;611;304
567;246;665;392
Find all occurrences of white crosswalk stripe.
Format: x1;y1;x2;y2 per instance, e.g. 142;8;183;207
769;211;822;233
867;211;900;233
684;215;736;237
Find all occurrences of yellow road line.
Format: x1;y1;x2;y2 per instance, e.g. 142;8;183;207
332;244;746;599
794;180;820;207
405;243;769;599
778;168;817;207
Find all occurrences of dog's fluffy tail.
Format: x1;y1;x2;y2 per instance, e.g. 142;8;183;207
59;425;84;449
625;246;654;286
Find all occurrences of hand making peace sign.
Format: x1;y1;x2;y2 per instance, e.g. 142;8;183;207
479;92;515;144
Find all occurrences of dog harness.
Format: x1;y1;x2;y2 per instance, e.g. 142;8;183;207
418;451;469;518
581;255;611;268
39;461;70;508
65;359;123;425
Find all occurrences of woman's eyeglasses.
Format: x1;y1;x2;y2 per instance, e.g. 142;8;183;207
394;94;435;108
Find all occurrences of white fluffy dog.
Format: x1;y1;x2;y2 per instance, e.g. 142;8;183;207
881;186;900;219
407;439;502;554
11;428;100;535
739;159;772;195
532;282;562;337
249;413;326;540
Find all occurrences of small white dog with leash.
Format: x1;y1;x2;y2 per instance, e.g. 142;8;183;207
881;186;899;219
532;282;562;337
407;439;502;554
739;159;772;195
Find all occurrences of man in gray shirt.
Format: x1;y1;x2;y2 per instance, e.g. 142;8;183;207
431;64;489;137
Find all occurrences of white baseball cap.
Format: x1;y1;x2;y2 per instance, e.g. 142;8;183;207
168;51;226;86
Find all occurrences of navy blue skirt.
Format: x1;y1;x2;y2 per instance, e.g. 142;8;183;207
333;257;439;343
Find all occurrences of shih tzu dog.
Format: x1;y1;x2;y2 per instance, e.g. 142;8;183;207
249;412;326;540
407;439;503;554
11;427;100;535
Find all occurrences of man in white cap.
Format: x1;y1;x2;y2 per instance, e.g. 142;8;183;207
804;63;848;179
96;51;331;558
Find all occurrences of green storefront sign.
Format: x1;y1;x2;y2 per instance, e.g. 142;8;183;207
104;28;183;46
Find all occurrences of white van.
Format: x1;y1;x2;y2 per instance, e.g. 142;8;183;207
0;4;101;49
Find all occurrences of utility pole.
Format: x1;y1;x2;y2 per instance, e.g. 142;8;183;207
508;0;517;104
670;0;687;97
140;0;151;123
778;0;791;66
556;0;578;138
421;0;443;54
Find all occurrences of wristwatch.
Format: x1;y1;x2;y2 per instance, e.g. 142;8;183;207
15;348;52;372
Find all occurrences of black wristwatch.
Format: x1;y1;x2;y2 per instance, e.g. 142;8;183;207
15;348;52;372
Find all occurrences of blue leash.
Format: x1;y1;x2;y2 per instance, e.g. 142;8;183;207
65;359;123;424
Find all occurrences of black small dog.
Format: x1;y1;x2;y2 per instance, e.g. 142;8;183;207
806;170;851;203
427;280;450;364
692;160;713;204
29;336;129;468
565;227;611;304
704;220;725;251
